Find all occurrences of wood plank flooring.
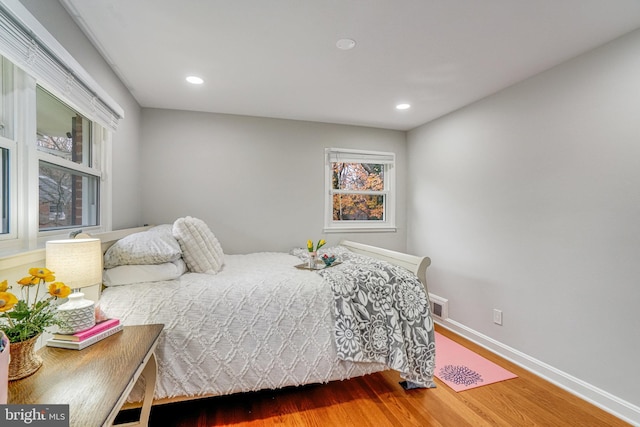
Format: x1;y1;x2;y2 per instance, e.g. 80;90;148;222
117;325;630;426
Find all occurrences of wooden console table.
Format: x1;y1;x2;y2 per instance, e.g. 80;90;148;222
8;324;163;427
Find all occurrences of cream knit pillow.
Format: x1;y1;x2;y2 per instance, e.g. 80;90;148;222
172;216;224;274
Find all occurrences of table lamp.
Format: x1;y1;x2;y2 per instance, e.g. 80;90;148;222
46;238;103;334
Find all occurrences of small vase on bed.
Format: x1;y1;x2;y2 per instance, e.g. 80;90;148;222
308;252;318;269
306;239;326;270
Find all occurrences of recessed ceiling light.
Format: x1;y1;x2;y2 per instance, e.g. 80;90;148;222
336;38;356;50
396;103;411;110
186;76;204;85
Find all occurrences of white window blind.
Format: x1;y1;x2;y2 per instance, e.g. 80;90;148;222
327;148;395;165
0;0;123;131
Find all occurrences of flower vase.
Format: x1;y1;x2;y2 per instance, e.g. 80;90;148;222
56;291;96;334
308;252;318;269
8;334;43;381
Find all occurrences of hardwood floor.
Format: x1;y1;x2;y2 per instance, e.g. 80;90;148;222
118;325;630;426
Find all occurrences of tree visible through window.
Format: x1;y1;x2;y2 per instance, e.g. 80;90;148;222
332;162;385;220
325;148;396;232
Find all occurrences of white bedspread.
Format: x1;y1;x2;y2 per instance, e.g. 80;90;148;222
97;252;386;401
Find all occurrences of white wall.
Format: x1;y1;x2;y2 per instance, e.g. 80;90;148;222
19;0;144;229
408;29;640;421
140;109;407;254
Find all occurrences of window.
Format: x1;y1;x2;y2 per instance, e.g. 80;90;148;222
0;145;9;234
0;49;114;250
0;2;122;252
0;56;14;140
0;56;15;238
38;162;99;230
324;148;396;232
37;87;100;231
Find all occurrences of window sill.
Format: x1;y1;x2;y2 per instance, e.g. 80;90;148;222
323;226;397;233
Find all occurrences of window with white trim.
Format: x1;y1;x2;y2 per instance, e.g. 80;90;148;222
37;86;100;231
0;55;15;239
0;0;122;252
324;148;396;232
0;55;109;251
0;142;10;235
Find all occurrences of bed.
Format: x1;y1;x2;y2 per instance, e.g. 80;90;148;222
93;218;436;405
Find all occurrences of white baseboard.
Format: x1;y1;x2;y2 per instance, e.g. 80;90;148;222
436;318;640;426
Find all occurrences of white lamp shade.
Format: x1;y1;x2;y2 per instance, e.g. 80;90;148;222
46;238;103;288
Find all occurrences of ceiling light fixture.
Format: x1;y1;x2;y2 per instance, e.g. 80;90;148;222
396;103;411;110
336;38;356;50
186;76;204;85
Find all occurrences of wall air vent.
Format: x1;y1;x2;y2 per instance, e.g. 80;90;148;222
429;293;449;320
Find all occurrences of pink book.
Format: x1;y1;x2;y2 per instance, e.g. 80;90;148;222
54;318;120;342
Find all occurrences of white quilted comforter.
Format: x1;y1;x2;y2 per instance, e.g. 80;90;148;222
98;252;387;401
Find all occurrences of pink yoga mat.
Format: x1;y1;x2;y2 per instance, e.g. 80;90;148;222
434;331;517;392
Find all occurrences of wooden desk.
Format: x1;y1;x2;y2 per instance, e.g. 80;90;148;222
8;324;163;427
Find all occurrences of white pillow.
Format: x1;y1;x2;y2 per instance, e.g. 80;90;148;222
172;216;224;274
103;259;187;286
103;224;182;268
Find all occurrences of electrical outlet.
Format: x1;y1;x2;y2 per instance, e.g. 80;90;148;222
493;309;503;325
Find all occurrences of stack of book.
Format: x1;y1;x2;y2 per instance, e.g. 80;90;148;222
46;318;122;350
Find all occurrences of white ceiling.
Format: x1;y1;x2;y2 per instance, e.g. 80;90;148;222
60;0;640;131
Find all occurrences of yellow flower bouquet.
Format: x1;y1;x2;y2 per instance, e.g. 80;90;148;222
307;239;326;253
0;268;71;343
306;239;326;269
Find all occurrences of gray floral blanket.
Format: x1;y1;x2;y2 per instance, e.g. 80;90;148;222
293;247;436;388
